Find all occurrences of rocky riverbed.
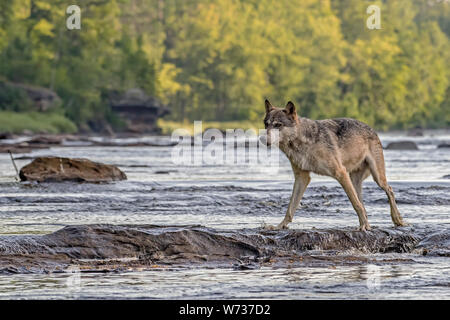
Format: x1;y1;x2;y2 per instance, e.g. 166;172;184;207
0;131;449;299
0;223;448;274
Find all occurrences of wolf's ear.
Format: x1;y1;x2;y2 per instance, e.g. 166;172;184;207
285;101;296;115
265;99;274;113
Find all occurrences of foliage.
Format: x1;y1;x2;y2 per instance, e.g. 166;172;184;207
157;119;262;136
0;81;34;112
0;0;449;131
0;111;77;133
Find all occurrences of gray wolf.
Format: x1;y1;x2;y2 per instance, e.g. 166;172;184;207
263;99;407;231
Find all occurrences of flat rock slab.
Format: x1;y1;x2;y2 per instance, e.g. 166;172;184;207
385;141;418;150
0;224;442;274
19;157;127;183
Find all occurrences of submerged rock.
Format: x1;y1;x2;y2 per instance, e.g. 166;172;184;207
26;135;64;145
19;157;127;183
385;141;418;150
407;128;424;137
416;230;450;257
438;143;450;149
0;224;425;274
0;145;33;154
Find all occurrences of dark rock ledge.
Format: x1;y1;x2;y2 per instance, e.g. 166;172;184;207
0;224;445;274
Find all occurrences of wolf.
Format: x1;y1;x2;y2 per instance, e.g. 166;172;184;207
263;99;407;231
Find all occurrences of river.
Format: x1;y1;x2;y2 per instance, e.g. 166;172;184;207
0;130;449;299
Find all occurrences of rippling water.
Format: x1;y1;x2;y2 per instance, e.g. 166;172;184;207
0;131;449;299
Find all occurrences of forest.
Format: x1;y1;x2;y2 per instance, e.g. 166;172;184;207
0;0;449;133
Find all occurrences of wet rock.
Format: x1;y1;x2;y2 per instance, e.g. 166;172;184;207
19;157;127;183
407;128;424;137
0;145;33;154
26;135;64;145
437;143;450;149
88;140;177;147
0;224;425;274
385;141;418;150
13;156;36;160
416;230;450;257
233;262;260;270
0;135;67;154
442;174;450;179
1;135;177;154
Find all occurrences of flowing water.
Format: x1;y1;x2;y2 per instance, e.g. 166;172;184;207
0;131;449;299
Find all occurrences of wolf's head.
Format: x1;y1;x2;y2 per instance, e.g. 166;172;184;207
263;99;299;145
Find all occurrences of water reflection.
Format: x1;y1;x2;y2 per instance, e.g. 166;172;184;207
1;259;448;299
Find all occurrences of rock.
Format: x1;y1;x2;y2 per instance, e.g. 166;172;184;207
0;136;61;154
87;139;177;147
0;224;424;274
385;141;418;150
437;143;450;149
416;230;450;257
407;128;424;137
0;135;177;154
13;156;35;160
19;157;127;182
442;174;450;179
26;135;63;145
154;170;177;174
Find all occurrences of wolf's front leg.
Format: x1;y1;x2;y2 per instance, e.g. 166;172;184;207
265;171;310;230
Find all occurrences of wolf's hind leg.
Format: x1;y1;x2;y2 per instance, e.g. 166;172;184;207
366;155;406;227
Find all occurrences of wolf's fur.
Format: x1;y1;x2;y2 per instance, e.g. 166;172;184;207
263;99;406;231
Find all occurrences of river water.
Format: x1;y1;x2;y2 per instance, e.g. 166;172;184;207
0;131;449;299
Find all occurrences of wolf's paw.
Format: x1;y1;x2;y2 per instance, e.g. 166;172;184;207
262;223;288;231
358;224;371;231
